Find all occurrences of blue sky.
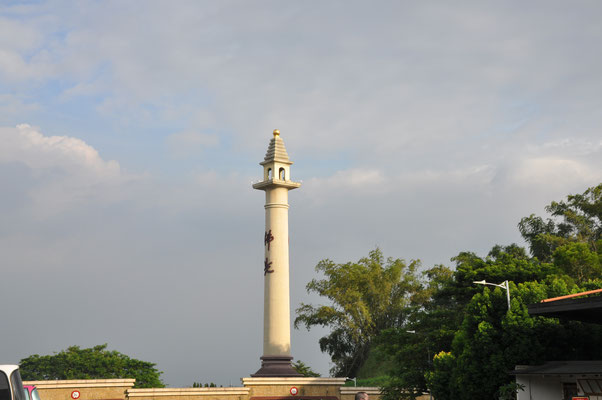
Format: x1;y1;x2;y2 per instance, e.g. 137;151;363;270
1;0;602;387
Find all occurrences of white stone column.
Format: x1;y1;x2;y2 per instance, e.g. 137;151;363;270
252;130;301;377
263;186;292;356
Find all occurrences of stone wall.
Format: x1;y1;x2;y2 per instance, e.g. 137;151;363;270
127;388;249;400
24;378;416;400
24;379;135;400
242;377;348;399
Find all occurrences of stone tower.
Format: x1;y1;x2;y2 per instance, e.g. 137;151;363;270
251;130;302;377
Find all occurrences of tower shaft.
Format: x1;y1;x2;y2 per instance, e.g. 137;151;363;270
263;187;292;356
251;130;301;377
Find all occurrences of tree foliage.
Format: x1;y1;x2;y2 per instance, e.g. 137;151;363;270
19;344;164;388
418;184;602;399
518;183;602;261
378;264;456;399
299;184;602;398
292;360;321;377
356;184;602;400
380;243;564;399
295;249;424;377
192;382;218;387
426;279;602;400
553;242;601;284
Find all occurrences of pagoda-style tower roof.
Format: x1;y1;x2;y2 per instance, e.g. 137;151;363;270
253;130;300;191
260;130;292;165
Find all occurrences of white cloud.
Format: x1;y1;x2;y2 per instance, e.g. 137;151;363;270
166;130;219;158
395;165;496;187
0;94;39;119
509;157;601;187
0;124;130;216
316;168;385;187
59;81;105;100
538;138;602;157
2;1;602;169
0;124;120;178
306;164;495;194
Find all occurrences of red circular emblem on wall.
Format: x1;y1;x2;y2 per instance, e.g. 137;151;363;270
290;387;298;396
71;391;81;400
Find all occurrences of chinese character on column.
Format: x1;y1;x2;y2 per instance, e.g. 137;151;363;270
264;230;274;250
264;258;274;275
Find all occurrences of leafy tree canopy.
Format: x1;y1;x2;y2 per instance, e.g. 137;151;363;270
20;344;164;388
379;183;602;400
292;360;321;377
299;184;602;399
519;183;602;261
426;278;602;400
378;264;456;400
451;244;556;303
295;248;424;377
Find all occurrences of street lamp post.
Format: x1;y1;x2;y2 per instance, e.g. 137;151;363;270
473;279;511;309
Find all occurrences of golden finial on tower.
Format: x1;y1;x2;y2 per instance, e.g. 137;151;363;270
273;129;280;137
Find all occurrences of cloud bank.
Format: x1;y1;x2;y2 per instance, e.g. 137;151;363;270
0;0;601;387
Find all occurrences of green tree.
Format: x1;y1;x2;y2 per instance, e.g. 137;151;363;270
452;244;556;296
382;240;602;399
424;352;455;400
552;242;601;284
379;264;456;400
427;279;602;400
292;360;321;377
19;344;164;388
377;184;602;399
519;183;602;261
295;249;424;377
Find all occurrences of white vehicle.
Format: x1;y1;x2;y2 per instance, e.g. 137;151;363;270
0;365;26;400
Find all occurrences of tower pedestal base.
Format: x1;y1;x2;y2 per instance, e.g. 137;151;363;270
251;356;303;377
